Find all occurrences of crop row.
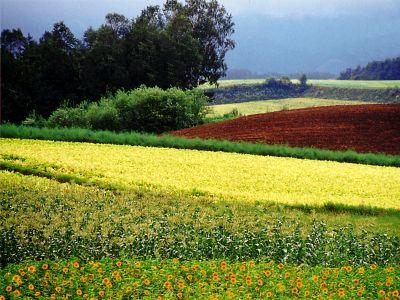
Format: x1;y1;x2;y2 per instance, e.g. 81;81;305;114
1;171;399;266
1;139;399;210
1;258;399;299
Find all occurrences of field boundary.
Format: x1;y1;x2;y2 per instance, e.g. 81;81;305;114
1;125;400;167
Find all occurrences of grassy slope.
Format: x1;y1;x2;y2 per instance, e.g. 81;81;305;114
201;79;400;89
208;98;371;117
1;125;399;167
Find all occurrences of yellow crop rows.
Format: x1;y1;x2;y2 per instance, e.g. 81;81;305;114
1;138;399;209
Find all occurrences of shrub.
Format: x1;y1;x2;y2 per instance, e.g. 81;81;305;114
112;87;209;133
47;102;90;128
86;99;120;131
45;87;209;133
21;111;47;128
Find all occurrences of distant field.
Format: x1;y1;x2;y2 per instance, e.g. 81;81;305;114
201;79;400;89
307;79;400;89
208;98;372;116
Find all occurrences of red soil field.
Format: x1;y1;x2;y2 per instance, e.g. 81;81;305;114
171;104;400;155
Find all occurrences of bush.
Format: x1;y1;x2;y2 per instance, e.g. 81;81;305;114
46;87;209;133
86;99;120;131
112;87;209;133
47;102;90;128
21;111;48;128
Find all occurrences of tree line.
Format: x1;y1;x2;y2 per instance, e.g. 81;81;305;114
338;57;400;80
1;0;235;123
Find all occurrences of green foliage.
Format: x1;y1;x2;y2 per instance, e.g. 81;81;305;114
47;87;209;133
21;111;47;127
1;125;400;167
86;99;120;131
339;57;400;80
47;102;90;129
1;0;235;123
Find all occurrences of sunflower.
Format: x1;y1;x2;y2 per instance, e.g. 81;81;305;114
55;287;62;293
338;288;345;297
76;289;83;296
28;284;35;290
264;270;272;277
116;261;122;267
212;272;219;281
73;262;80;268
98;290;105;297
164;281;172;290
28;266;36;273
42;264;49;270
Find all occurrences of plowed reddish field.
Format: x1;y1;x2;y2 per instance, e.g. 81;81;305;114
171;104;400;155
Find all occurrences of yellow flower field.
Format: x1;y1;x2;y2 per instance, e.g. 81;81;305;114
208;98;370;117
1;138;399;209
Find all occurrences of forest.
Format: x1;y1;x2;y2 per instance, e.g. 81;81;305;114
339;57;400;80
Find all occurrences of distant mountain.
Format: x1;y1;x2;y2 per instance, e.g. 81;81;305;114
338;57;400;80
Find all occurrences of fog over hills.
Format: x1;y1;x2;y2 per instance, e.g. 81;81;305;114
2;0;400;75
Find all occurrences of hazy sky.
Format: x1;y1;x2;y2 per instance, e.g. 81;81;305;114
3;0;400;32
2;0;400;74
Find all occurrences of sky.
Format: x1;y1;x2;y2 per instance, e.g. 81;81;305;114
2;0;400;74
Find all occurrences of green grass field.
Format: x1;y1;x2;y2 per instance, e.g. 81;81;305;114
208;98;372;117
201;79;400;89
